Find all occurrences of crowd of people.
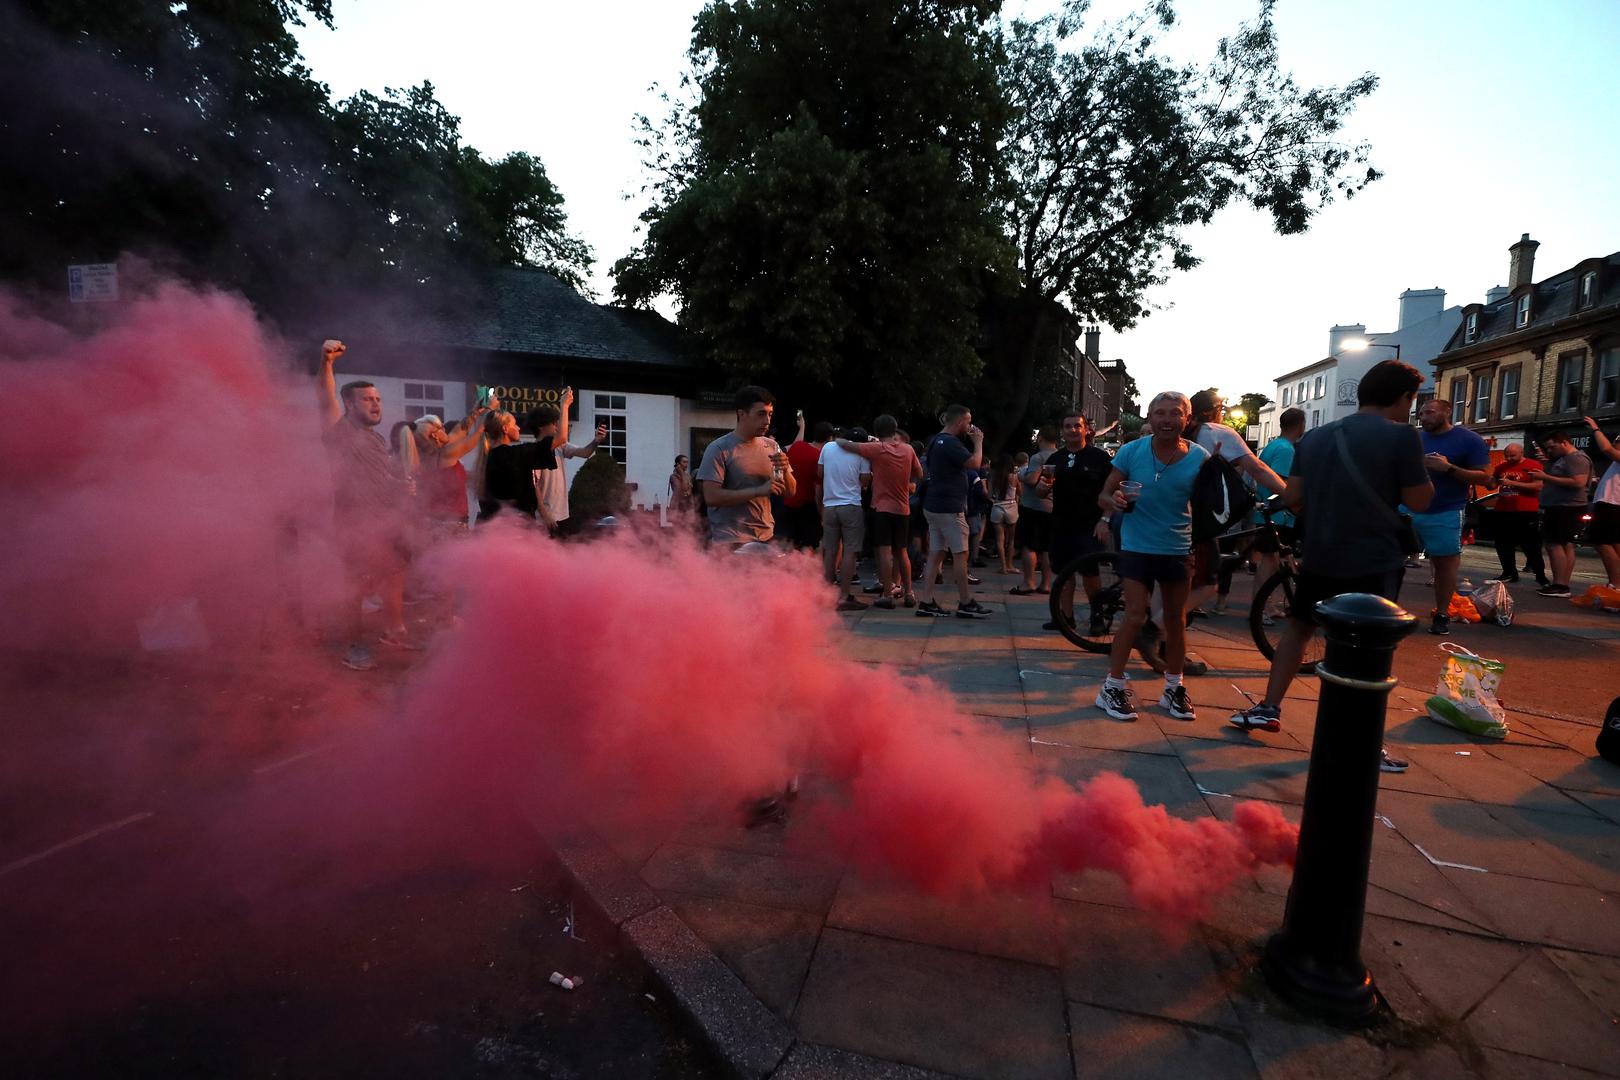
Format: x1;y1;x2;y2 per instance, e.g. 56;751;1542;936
318;344;1620;726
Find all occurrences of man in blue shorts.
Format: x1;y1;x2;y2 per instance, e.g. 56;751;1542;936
1415;399;1492;634
1092;392;1208;723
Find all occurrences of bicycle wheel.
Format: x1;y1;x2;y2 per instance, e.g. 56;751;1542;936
1048;551;1124;654
1249;570;1324;674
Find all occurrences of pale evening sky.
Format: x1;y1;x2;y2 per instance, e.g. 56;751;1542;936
294;0;1620;403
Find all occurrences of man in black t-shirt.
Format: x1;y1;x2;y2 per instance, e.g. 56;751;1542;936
916;404;992;618
1047;412;1115;632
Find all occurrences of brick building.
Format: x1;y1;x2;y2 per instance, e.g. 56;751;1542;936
1431;235;1620;454
1098;357;1137;425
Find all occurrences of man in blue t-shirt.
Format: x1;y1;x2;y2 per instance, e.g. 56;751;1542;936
1092;392;1210;724
1415;399;1492;634
916;404;992;619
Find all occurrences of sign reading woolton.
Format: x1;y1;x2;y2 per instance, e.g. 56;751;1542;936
488;384;578;421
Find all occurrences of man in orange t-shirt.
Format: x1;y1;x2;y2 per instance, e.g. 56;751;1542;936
782;416;829;550
1489;442;1546;585
837;414;923;608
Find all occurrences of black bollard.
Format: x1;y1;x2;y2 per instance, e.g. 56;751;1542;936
1262;592;1417;1022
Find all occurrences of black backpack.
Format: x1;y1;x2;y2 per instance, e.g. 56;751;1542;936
1191;453;1256;542
1598;696;1620;766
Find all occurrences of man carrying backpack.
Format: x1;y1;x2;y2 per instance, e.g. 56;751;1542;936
1185;391;1286;619
1230;361;1434;774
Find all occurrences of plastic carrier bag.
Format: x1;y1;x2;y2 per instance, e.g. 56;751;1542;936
1425;642;1508;740
1470;579;1515;626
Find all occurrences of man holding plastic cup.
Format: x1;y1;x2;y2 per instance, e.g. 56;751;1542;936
1092;393;1209;722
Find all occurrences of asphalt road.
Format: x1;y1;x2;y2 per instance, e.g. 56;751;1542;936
0;657;719;1080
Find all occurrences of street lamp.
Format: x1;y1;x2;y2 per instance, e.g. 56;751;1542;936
1341;338;1400;359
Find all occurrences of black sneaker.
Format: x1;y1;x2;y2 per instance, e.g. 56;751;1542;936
1042;620;1060;631
1229;703;1281;732
1095;683;1137;721
966;574;983;586
1088;614;1109;637
1379;748;1409;774
1429;612;1451;636
873;597;897;610
916;600;951;617
863;583;885;595
1492;572;1519;583
837;596;869;612
1537;583;1571;596
1159;684;1196;720
956;600;993;619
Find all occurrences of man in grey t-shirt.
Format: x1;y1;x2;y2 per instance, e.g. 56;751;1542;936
696;385;795;547
1536;431;1593;596
1231;360;1434;765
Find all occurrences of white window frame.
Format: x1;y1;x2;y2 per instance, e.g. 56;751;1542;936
593;392;629;465
1464;311;1479;343
1473;373;1492;423
402;380;448;422
1281;387;1291;406
1580;271;1598;310
1515;293;1531;328
1498;366;1520;420
1597;347;1620;409
1556;352;1586;413
1449;377;1467;423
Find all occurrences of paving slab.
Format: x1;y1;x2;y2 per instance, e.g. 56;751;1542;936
1167;736;1311;804
1359;916;1531;1020
795;928;1071;1080
1067;1002;1257;1080
640;841;843;915
664;891;824;1020
772;1042;962;1080
826;875;1060;968
1400;745;1601;815
1374;789;1592;886
1438;869;1620;954
1032;744;1212;821
1057;900;1242;1032
1465;950;1620;1076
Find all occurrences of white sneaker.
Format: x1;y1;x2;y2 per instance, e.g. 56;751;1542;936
1159;684;1196;720
1095;684;1137;721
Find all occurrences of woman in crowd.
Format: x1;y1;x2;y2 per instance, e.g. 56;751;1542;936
988;454;1020;574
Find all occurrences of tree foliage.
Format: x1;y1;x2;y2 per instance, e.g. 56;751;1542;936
614;0;1016;416
984;0;1379;439
0;0;591;311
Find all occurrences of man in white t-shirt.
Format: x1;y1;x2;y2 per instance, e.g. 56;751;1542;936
819;427;873;610
530;388;607;536
1185;391;1286;617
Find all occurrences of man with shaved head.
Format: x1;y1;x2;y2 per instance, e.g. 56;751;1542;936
1487;442;1547;585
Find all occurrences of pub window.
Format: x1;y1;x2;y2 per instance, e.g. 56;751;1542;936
1281;387;1291;405
402;381;446;422
1473;373;1492;423
1313;375;1324;399
1464;311;1479;343
1311;409;1321;429
1597;347;1620;409
1579;271;1598;310
1297;380;1306;402
594;393;628;465
1515;293;1532;328
1449;376;1466;423
1556;351;1586;412
1498;366;1520;419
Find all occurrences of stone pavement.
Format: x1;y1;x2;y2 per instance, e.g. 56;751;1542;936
553;560;1620;1080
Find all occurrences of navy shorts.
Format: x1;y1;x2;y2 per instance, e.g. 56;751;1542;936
1117;550;1190;585
1289;568;1404;622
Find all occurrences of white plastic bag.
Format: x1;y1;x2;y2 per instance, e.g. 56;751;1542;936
1425;642;1508;740
1470;579;1514;626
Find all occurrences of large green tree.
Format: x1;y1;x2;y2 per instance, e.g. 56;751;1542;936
614;0;1015;419
984;0;1379;442
0;0;591;312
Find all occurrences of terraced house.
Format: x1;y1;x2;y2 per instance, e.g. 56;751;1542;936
1431;234;1620;455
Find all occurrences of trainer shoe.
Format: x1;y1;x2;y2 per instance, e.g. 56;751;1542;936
1088;613;1110;637
873;597;897;610
902;594;918;608
956;600;993;619
1159;684;1196;720
1429;612;1450;636
1229;702;1282;732
1536;583;1571;596
915;600;951;618
966;573;983;586
1095;683;1137;721
1042;620;1060;631
836;596;869;612
1379;748;1409;774
341;645;376;671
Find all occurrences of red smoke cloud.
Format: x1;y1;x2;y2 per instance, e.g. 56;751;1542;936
407;531;1297;919
0;277;338;656
1;275;1293;941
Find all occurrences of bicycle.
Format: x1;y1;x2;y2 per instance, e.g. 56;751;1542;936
1048;498;1321;674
